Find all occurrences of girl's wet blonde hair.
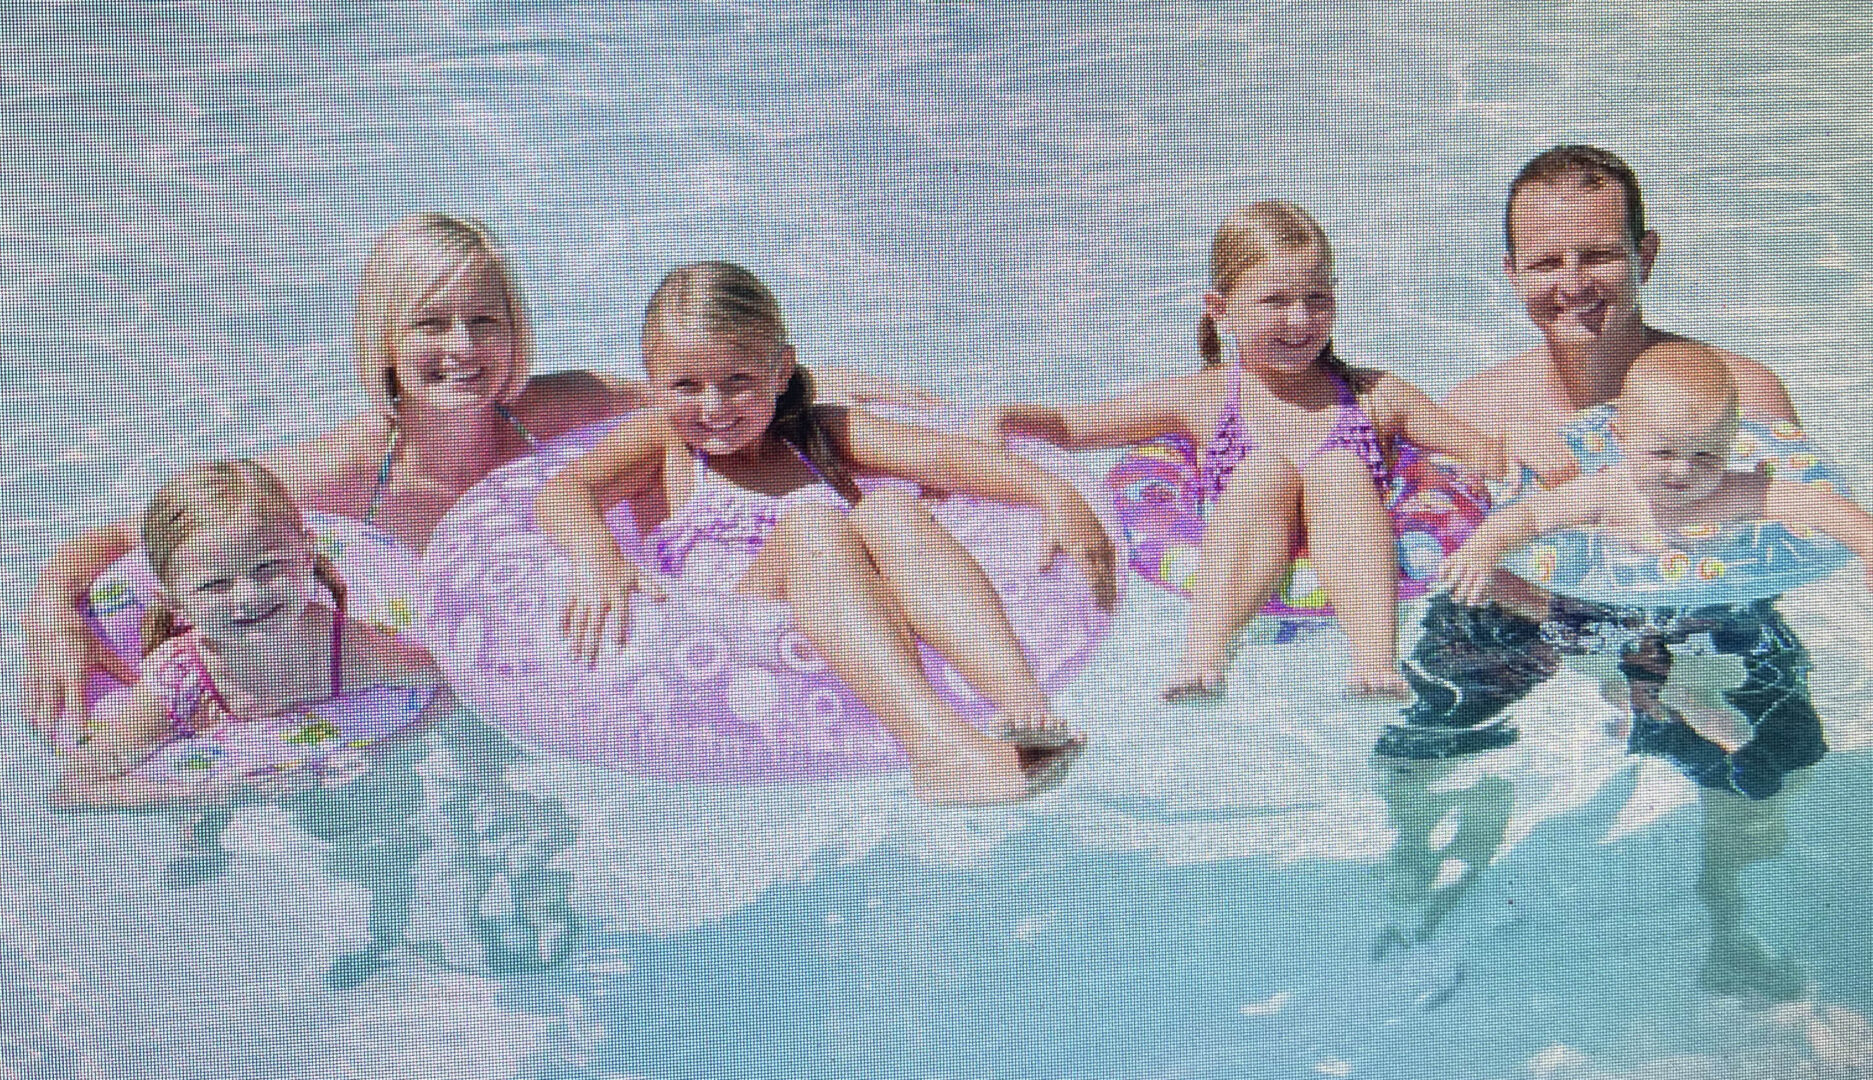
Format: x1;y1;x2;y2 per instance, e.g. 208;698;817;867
353;213;535;414
140;460;345;654
642;261;861;501
1199;201;1361;386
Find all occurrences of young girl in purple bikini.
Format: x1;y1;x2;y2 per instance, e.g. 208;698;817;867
537;260;1117;806
986;201;1507;699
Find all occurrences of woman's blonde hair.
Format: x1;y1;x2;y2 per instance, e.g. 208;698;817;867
642;261;861;501
139;460;344;653
353;213;535;414
1200;200;1337;367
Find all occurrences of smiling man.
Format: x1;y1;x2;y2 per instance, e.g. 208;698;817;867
1371;146;1823;998
1378;145;1809;763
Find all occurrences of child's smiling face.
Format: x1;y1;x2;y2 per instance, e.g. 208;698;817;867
391;255;518;411
1203;248;1335;375
164;513;317;644
645;329;793;458
1614;402;1737;511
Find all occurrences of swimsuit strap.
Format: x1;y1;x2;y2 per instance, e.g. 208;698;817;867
328;595;348;698
1309;372;1390;489
363;405;538;526
361;420;402;526
495;403;541;448
1197;363;1252;505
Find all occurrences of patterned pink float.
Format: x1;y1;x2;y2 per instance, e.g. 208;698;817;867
420;413;1121;783
1106;435;1490;617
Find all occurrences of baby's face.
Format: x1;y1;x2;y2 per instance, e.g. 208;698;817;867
165;514;316;645
1614;405;1735;510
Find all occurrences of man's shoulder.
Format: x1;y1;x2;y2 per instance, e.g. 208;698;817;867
1441;349;1547;422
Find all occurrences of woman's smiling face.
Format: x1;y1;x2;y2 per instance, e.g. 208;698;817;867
390;256;518;411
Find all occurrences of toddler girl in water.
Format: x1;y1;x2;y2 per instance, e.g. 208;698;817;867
537;260;1116;806
986;201;1506;698
61;460;450;807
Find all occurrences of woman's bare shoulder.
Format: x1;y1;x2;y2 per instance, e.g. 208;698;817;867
258;412;388;514
514;370;648;439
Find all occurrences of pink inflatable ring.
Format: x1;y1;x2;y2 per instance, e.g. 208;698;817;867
77;513;437;793
420;413;1121;784
1105;435;1489;618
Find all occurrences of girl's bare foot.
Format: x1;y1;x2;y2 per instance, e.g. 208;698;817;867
906;722;1082;806
1161;658;1226;703
1346;661;1409;698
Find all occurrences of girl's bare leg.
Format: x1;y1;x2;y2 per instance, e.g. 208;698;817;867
739;504;1076;805
847;488;1057;734
1299;450;1405;696
1167;451;1301;701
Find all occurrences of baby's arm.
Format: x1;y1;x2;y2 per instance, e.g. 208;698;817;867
535;413;673;661
25;519;144;736
1765;479;1873;588
838;409;1117;610
979;379;1190;451
1373;375;1509;480
1442;474;1610;604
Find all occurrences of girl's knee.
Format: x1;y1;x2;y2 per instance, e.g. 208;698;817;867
1216;450;1302;501
850;485;939;546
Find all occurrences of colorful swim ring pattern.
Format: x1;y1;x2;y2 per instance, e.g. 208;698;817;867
1105;434;1489;616
420;413;1121;783
1503;410;1855;607
79;513;436;791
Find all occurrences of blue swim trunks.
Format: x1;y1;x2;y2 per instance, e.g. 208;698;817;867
1375;594;1826;800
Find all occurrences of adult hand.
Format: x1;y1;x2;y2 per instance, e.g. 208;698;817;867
1438;543;1500;607
558;558;666;665
23;591;137;741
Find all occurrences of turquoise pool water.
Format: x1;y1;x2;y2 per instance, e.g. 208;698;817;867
3;4;1872;1077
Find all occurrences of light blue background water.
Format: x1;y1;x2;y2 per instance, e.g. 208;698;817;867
3;3;1872;1077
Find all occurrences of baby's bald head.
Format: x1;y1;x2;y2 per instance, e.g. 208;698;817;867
1615;342;1740;439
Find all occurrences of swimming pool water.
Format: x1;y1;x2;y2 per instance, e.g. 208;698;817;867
3;3;1872;1077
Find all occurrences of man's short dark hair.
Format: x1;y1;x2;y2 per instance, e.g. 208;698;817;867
1505;145;1647;253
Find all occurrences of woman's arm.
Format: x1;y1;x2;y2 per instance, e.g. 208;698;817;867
24;519;144;735
835;409;1117;609
535;413;673;661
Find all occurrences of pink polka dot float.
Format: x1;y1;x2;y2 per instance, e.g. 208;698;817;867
420;412;1121;783
79;513;437;793
1106;434;1489;616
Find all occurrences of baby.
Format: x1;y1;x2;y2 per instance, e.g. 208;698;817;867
1444;342;1873;767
